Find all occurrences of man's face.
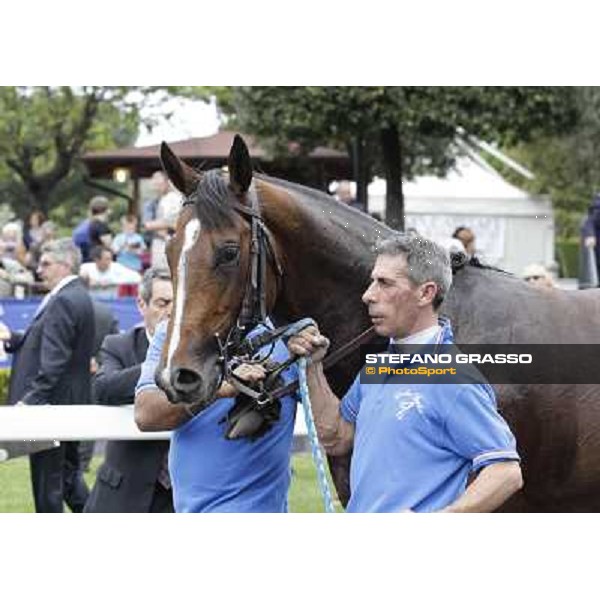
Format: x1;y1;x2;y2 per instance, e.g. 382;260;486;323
151;173;170;197
138;279;173;336
123;218;137;234
362;254;433;339
95;251;112;272
37;252;72;291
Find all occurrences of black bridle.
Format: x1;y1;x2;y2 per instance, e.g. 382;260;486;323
180;177;376;437
181;180;285;398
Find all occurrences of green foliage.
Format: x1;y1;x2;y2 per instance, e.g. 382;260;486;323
0;86;210;221
0;87;143;217
0;369;10;406
556;238;580;279
497;88;600;238
217;87;578;229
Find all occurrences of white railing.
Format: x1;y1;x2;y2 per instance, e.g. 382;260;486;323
0;404;308;460
0;405;170;442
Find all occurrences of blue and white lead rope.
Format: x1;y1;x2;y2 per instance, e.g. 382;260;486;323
298;356;336;513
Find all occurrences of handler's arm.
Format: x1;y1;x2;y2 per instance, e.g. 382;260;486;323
440;461;523;513
135;383;236;432
288;327;355;456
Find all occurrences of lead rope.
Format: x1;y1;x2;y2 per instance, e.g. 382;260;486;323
298;356;336;513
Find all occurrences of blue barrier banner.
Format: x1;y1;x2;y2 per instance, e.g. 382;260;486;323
0;298;141;368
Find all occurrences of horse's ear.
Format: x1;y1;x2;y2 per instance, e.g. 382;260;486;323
228;134;253;196
160;142;200;197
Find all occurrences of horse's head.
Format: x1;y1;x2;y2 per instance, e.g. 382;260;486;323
157;135;281;408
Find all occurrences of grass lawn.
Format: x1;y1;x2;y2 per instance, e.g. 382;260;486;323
0;452;342;513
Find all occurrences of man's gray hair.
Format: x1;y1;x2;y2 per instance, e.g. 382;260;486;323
139;268;171;304
375;234;453;310
41;238;82;274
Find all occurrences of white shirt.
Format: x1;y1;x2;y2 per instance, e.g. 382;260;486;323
79;262;141;299
393;324;442;346
35;275;78;316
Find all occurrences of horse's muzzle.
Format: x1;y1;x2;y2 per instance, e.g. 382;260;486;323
170;367;204;398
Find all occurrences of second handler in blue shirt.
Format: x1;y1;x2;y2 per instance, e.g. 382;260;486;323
287;234;523;513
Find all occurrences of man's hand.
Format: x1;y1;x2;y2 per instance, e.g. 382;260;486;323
0;322;11;343
216;363;268;398
287;325;330;364
585;236;596;249
90;357;99;374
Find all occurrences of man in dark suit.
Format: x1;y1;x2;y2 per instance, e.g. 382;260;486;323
0;239;95;513
85;268;174;513
78;300;121;473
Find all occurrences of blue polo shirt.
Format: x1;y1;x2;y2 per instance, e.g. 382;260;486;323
136;320;298;513
341;320;519;513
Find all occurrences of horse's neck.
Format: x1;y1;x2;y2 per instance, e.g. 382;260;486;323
260;180;392;341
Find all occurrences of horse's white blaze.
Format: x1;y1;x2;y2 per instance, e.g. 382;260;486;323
166;218;201;373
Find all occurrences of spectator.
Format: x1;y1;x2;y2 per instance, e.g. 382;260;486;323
0;238;95;512
80;247;142;300
581;194;600;287
23;210;46;252
85;268;174;513
0;222;28;267
144;171;182;270
0;223;34;297
522;264;555;289
28;221;57;279
452;226;476;258
112;215;146;273
79;300;120;473
334;180;367;212
88;196;113;257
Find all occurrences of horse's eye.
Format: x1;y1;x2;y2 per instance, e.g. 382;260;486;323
216;245;240;266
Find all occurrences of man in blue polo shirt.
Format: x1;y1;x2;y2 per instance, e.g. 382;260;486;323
288;234;523;513
134;320;298;513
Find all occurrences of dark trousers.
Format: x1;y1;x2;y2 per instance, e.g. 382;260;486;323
29;442;90;513
150;484;175;513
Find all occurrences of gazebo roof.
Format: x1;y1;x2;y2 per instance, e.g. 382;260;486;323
82;130;350;182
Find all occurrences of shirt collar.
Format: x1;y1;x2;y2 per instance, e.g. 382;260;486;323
48;275;78;298
392;324;442;346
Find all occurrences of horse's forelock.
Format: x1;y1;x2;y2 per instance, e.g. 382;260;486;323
190;169;238;231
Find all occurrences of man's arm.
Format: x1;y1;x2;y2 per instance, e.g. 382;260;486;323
93;336;143;406
135;377;242;431
440;461;523;513
135;388;193;431
0;322;23;353
287;326;355;456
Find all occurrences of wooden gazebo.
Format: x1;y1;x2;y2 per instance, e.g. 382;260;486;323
82;130;352;211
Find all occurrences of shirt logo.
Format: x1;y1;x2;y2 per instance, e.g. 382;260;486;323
394;389;424;421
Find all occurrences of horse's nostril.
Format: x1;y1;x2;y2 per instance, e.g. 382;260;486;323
171;368;203;395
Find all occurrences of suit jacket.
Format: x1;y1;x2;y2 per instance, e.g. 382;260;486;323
91;300;120;358
85;326;171;513
7;278;94;406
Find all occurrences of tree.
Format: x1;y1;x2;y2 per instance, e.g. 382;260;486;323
0;87;145;216
499;87;600;239
0;86;215;219
220;87;578;230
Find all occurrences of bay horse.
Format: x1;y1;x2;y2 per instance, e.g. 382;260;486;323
158;134;600;511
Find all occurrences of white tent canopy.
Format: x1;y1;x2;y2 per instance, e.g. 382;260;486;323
367;156;554;276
